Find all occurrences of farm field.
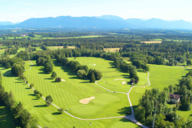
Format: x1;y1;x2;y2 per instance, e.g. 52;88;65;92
103;48;120;52
47;46;63;50
140;41;162;43
0;58;139;127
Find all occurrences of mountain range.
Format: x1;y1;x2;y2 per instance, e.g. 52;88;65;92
1;15;192;29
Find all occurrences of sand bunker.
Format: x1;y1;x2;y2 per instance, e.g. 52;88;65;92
61;79;65;81
121;81;126;84
93;64;96;66
79;97;95;104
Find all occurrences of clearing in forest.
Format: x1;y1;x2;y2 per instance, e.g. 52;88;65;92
103;48;120;52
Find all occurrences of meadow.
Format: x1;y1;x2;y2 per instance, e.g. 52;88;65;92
0;58;139;127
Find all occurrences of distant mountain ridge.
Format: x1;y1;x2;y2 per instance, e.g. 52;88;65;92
0;21;13;25
1;15;192;29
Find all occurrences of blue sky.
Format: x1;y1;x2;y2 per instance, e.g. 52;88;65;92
1;0;192;23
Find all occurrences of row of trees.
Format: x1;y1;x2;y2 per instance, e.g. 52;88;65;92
56;56;102;83
114;57;140;84
0;72;38;128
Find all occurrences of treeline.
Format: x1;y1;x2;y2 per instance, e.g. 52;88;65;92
56;55;102;82
0;57;25;76
41;45;49;50
41;32;90;37
114;57;139;84
0;72;38;128
36;55;53;74
135;87;189;127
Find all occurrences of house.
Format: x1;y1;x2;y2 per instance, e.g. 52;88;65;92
169;94;180;104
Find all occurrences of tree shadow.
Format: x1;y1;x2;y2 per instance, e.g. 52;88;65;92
52;112;61;115
80;81;90;83
44;78;52;80
28;94;35;96
136;69;144;72
34;105;47;107
121;74;130;79
3;70;15;77
38;68;45;74
118;107;132;115
25;87;30;89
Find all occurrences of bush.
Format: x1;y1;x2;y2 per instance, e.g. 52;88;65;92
58;108;64;114
51;71;57;79
90;73;96;83
77;70;86;79
44;63;53;74
45;95;53;106
30;83;34;89
36;94;41;99
55;77;61;82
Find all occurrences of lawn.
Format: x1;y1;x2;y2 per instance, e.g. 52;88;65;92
69;57;148;92
0;58;138;127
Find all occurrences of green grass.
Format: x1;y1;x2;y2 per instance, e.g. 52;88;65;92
69;57;148;92
0;58;138;127
0;104;15;128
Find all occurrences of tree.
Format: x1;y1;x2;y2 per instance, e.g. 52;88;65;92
58;108;64;114
51;71;57;79
187;59;192;66
95;70;103;80
14;102;23;126
55;77;61;82
5;62;11;68
0;71;2;83
30;83;34;89
90;73;96;83
135;106;146;122
77;70;86;78
44;63;53;74
45;95;53;106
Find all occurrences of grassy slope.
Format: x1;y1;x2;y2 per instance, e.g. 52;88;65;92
0;59;137;127
69;57;148;93
26;60;130;118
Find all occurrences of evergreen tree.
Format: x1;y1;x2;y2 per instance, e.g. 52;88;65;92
90;73;96;83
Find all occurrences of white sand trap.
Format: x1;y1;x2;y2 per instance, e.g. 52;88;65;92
93;64;96;66
114;79;125;81
122;81;126;84
79;97;95;104
61;79;65;81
